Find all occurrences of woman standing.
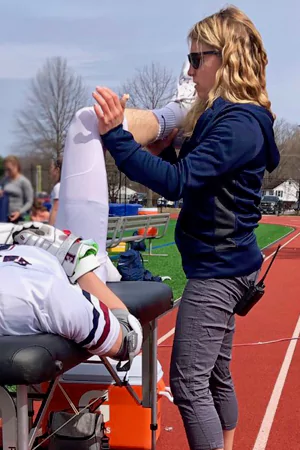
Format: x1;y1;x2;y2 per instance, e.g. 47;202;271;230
92;6;280;450
0;155;33;223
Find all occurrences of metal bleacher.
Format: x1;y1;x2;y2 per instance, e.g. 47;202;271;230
106;213;170;256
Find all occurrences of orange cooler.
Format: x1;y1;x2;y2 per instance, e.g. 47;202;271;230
138;208;159;237
138;208;158;216
40;355;167;449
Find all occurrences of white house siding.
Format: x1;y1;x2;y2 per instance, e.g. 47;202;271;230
264;179;299;202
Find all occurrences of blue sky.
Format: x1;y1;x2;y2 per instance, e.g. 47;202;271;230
0;0;299;156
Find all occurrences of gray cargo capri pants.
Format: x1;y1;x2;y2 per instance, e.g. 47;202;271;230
170;274;256;450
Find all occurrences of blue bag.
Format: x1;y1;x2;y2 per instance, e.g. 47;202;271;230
117;249;163;282
130;231;146;252
117;249;145;281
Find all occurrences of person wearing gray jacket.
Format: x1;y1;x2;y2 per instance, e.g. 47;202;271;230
0;155;34;223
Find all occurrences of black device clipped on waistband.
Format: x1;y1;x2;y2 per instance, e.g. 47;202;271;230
234;245;281;317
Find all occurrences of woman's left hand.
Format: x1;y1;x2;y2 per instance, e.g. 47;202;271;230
92;87;129;135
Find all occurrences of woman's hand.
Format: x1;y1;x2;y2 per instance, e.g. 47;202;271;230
92;87;129;135
147;129;179;156
9;211;20;222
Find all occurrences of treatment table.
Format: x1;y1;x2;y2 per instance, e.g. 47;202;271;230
0;281;174;450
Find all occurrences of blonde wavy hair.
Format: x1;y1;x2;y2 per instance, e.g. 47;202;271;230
183;5;274;136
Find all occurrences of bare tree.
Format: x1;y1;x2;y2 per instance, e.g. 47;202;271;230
274;118;296;150
105;152;123;203
119;62;176;206
14;57;89;158
120;62;176;110
18;153;52;193
271;118;300;181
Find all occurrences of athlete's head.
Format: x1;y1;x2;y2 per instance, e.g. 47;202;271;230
184;5;273;135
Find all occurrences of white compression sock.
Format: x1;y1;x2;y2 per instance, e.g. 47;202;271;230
151;102;189;140
56;107;126;283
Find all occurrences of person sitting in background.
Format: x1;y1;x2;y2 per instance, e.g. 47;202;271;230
30;199;50;223
0;155;34;223
49;156;62;225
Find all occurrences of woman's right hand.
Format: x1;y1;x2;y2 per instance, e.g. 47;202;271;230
0;189;3;198
147;128;178;156
9;211;21;222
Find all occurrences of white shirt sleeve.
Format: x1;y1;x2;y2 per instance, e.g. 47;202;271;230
0;245;120;354
151;102;190;140
45;280;120;356
51;183;60;203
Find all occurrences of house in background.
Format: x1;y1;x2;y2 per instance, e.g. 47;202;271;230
262;178;299;204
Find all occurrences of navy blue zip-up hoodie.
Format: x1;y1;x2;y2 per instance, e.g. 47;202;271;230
102;98;280;279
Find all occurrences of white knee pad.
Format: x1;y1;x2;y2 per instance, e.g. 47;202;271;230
111;309;143;372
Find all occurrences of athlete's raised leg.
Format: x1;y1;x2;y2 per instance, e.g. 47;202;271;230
55;107;126;283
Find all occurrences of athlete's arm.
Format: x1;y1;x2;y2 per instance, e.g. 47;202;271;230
124;109;159;146
44;275;123;358
78;272;127;311
98;59;195;147
124;102;188;147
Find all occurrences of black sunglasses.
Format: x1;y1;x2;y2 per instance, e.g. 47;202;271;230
188;51;221;69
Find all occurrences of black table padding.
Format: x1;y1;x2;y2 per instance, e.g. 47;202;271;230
107;281;173;325
0;281;173;385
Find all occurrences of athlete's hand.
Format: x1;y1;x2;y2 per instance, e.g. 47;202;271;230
92;87;129;135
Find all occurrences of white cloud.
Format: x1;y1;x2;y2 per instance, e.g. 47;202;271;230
0;43;109;79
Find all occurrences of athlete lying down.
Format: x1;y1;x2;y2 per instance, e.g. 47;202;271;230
0;59;194;367
0;222;142;369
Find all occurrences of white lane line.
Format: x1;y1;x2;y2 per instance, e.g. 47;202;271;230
263;231;300;262
252;315;300;450
158;328;175;345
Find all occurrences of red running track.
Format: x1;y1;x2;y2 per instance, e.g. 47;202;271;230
156;215;300;450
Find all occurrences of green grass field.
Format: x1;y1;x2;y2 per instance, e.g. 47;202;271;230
112;220;292;300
